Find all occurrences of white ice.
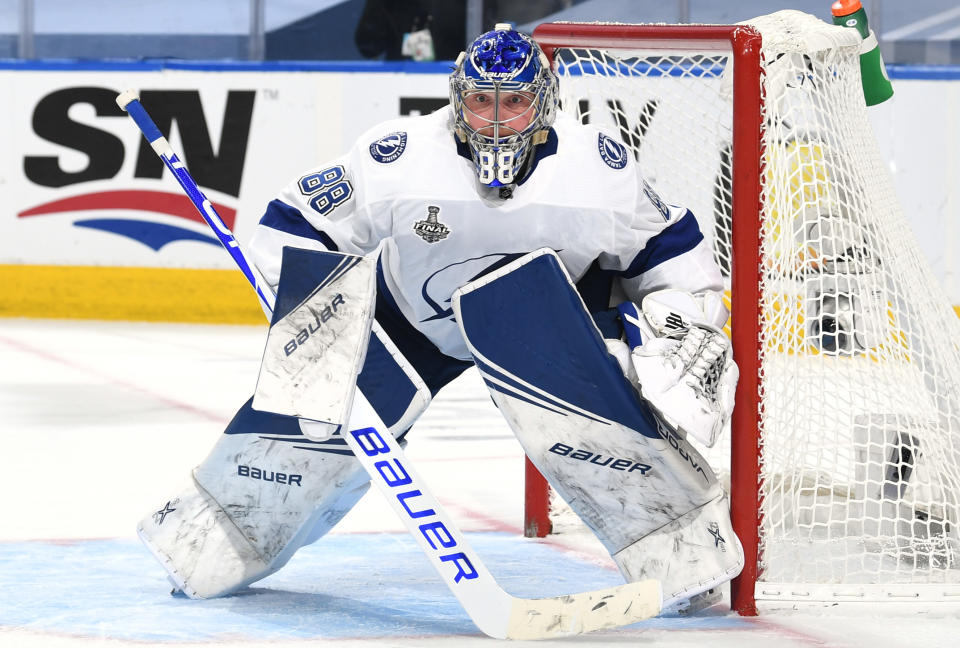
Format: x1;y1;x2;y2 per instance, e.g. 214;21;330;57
1;318;957;647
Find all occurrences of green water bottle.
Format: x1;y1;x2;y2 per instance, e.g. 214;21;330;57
831;0;894;105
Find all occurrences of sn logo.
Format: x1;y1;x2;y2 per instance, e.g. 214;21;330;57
25;87;255;197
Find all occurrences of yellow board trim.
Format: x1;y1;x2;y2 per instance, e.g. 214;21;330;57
2;265;959;326
0;265;265;324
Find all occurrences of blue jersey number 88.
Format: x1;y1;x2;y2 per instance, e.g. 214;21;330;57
298;166;353;216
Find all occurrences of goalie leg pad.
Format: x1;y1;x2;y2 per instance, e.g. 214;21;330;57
138;398;371;599
138;475;269;599
140;249;449;598
612;491;744;611
139;304;441;599
452;249;743;602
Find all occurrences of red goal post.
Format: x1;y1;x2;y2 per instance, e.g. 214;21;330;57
529;21;765;616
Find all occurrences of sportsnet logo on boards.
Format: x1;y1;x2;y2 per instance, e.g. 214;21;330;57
18;87;254;251
413;205;450;243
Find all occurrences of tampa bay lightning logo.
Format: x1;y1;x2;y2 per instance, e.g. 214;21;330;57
421;252;526;322
597;133;628;170
641;178;671;221
369;132;408;163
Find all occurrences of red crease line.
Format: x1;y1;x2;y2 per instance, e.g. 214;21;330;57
0;333;226;424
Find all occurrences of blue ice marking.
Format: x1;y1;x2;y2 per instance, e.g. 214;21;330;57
0;532;753;642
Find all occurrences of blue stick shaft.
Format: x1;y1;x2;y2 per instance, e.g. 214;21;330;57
117;91;274;316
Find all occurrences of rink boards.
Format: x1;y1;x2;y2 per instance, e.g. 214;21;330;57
0;62;957;322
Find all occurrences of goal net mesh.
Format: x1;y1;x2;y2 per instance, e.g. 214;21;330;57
540;10;960;596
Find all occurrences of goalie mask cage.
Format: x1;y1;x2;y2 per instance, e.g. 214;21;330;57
527;11;960;615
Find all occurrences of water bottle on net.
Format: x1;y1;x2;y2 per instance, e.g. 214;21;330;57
831;0;894;105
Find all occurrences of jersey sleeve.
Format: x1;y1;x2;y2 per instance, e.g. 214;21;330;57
247;146;384;291
599;172;724;303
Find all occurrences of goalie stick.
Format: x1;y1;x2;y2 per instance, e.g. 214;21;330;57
116;89;661;640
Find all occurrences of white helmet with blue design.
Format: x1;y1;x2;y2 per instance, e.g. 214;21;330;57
450;24;558;188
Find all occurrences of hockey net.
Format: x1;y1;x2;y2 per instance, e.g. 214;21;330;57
529;10;960;613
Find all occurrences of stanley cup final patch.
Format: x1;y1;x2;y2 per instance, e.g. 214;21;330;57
413;205;450;243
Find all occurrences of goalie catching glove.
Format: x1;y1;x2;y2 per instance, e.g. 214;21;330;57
615;290;738;448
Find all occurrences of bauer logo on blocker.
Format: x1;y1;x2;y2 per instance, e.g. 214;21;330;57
369;132;408;163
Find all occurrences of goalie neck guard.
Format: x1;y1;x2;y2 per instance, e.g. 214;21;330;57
450;24;558;188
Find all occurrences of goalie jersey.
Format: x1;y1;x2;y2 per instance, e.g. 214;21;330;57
248;106;722;361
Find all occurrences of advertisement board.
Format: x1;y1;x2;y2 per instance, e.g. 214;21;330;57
2;67;449;268
0;64;449;320
0;63;956;320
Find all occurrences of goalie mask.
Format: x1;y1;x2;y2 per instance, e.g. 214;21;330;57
450;25;558;187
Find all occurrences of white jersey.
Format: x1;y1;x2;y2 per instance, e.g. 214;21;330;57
249;107;722;361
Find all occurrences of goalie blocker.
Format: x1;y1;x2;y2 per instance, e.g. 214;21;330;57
452;249;743;609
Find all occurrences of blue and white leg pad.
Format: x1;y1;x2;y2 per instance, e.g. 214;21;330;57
138;248;430;600
451;249;742;607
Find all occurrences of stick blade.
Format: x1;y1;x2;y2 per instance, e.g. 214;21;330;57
504;579;661;640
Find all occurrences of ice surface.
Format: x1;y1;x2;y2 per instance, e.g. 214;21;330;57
1;319;957;647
